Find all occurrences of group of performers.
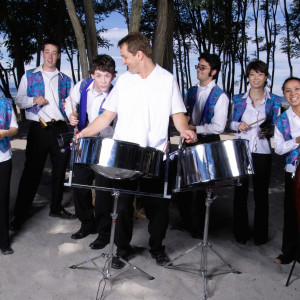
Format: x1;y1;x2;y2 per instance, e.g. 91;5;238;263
0;33;299;271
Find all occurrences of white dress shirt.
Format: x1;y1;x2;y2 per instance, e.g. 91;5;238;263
186;80;229;135
15;66;69;122
65;79;114;138
229;90;274;154
274;106;300;173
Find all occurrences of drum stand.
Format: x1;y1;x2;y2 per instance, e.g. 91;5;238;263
69;191;154;291
165;188;240;300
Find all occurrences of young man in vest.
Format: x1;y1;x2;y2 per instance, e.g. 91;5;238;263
10;40;75;231
77;33;196;268
65;54;116;249
176;53;229;238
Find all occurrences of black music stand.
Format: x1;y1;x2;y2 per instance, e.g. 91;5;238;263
165;187;240;300
286;242;300;286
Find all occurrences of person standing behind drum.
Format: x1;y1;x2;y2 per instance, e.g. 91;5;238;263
10;40;75;232
229;60;281;245
65;55;116;249
273;77;300;264
176;53;229;238
77;33;196;268
0;97;18;254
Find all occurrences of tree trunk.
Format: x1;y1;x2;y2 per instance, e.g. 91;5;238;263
283;0;293;76
65;0;89;78
83;0;98;66
129;0;142;33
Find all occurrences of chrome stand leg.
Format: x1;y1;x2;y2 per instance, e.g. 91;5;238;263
69;191;154;281
165;189;240;300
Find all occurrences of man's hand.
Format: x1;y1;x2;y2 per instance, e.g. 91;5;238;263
188;124;196;131
180;129;197;143
238;122;249;132
69;113;79;127
33;96;48;106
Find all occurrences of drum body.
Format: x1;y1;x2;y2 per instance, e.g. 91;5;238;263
170;139;253;188
74;137;163;180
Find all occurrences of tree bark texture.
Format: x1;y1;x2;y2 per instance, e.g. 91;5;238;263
129;0;142;33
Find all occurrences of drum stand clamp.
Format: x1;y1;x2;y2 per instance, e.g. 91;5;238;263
165;188;241;300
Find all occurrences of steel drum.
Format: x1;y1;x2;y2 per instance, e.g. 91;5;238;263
170;139;254;188
75;137;164;180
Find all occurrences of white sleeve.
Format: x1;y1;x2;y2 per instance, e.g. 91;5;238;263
14;74;34;109
196;93;229;134
171;78;186;115
10;109;18;128
65;80;82;120
274;126;299;155
102;82;119;113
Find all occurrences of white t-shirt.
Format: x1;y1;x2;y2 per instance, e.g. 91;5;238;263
103;64;186;151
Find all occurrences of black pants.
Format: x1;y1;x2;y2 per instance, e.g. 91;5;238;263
0;159;12;248
72;164;112;238
233;153;271;243
281;172;299;260
13;121;69;220
113;174;169;257
175;134;220;235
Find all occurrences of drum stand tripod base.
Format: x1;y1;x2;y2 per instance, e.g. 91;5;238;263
69;191;154;282
165;189;240;300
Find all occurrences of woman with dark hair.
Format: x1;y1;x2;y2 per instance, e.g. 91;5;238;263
0;97;18;255
274;77;300;264
229;60;281;245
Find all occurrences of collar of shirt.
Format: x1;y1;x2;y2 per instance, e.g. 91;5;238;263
87;81;109;98
243;88;270;102
33;65;59;77
197;80;216;92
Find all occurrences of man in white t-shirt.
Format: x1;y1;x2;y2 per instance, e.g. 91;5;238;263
78;33;196;268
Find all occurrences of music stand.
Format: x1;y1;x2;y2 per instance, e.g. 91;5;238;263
165;185;240;300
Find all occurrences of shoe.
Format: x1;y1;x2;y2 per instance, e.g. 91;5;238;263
235;238;248;245
0;246;14;255
71;229;94;240
151;251;170;266
49;208;76;220
9;217;24;232
274;254;293;265
112;252;135;269
89;236;109;250
254;239;268;246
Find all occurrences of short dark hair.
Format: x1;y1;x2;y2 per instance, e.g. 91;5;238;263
118;33;152;58
90;54;116;76
198;52;221;80
246;60;268;77
41;40;61;53
282;76;300;92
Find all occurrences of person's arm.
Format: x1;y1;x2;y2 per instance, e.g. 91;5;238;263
274;126;300;155
172;112;197;142
65;81;81;126
0;109;18;140
77;110;117;138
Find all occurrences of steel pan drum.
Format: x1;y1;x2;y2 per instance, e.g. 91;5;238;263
75;137;163;180
170;139;253;188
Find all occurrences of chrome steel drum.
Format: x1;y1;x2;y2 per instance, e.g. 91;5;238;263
75;137;163;180
170;139;253;188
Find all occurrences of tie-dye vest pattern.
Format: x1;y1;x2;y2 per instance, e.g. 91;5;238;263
186;85;225;124
0;97;13;153
274;111;300;165
25;69;71;117
232;93;281;122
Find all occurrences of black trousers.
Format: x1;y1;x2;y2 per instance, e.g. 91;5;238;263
281;172;299;260
233;153;271;243
175;134;220;235
0;159;12;248
113;173;169;257
72;164;113;238
13;121;69;220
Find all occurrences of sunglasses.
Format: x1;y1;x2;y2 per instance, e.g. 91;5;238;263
195;65;211;71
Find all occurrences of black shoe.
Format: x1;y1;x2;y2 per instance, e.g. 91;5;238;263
112;252;135;269
89;236;109;250
254;239;268;246
49;208;76;220
9;217;24;232
151;251;170;266
0;246;14;255
71;229;94;240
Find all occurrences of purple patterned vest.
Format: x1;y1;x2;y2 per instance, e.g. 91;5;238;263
274;111;300;165
25;68;71;117
0;97;13;153
78;78;113;130
186;85;225;124
232;93;281;122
